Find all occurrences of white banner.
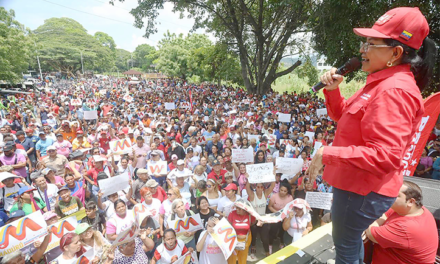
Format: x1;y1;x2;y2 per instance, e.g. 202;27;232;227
247;135;260;142
246;163;275;184
305;192;333;210
147;160;167;175
276;157;303;175
231;148;253;163
168;214;204;235
211;218;237;260
98;172;130;197
165;102;176;110
70;98;82;106
316;108;328;117
45;216;78;253
0;211;48;257
84;110;98;120
180;102;191;109
278;113;291;123
109;138;133;155
305;131;315;141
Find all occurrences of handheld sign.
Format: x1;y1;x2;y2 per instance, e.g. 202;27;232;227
231;148;253;163
165;102;176;110
211;218;237;260
109;138;132;155
246;163;275;184
98;172;130;197
70;249;94;264
70;98;82;106
305;192;333;210
316;108;328;117
304;131;315;141
168;214;203;235
267;134;276;149
278;113;291;123
147;160;167;175
276;157;303;175
112;222;139;247
311;141;323;158
180;102;191;109
84;110;98;120
123;94;133;102
45;216;78;253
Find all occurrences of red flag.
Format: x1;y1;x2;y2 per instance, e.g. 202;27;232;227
402;92;440;177
189;89;193;114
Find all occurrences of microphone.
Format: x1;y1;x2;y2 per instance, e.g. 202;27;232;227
310;57;361;93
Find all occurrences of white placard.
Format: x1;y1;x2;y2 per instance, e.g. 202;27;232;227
168;214;204;234
84;110;98;120
278;113;291;123
180;102;190;109
123;94;133;102
196;135;211;145
86;98;97;105
99;89;106;95
70;98;82;106
109;138;133;155
210;218;237;260
276;157;303;175
305;192;333;210
98;172;130;197
246;163;275;183
147;160;167;175
316;108;328;117
280;139;294;146
304;131;315;140
165;102;176;110
231;148;254;163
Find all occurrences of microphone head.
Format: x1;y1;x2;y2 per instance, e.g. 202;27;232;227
345;57;361;72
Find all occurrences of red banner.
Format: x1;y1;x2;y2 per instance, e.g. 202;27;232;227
402;92;440;177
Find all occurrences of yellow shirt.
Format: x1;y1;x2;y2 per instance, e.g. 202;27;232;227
72;138;91;151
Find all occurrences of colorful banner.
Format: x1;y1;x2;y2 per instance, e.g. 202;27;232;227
147;160;167;175
123;94;133;102
133;203;153;225
403;92;440;176
70;98;82;106
112;223;139;247
210;218;237;260
0;211;48;257
168;214;203;235
45;216;77;253
180;102;191;109
109;138;133;155
174;250;199;264
70;248;94;264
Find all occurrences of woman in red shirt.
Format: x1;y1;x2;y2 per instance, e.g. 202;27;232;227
227;204;256;264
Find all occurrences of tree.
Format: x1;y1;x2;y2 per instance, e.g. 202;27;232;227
115;48;132;71
310;0;439;96
94;31;116;50
295;57;319;87
116;0;314;94
34;18;115;76
133;44;156;71
0;8;33;82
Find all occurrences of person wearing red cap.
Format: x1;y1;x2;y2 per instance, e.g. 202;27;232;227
307;7;437;264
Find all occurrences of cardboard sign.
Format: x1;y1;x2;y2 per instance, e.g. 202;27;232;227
231;148;253;163
133;203;154;225
246;163;275;184
98;172;130;197
304;131;315;141
306;192;333;210
147;160;167;175
180;102;191;109
84;110;98;120
267;134;276;149
45;216;78;253
123;94;133;102
70;98;82;106
316;108;328;117
99;89;106;95
168;214;203;235
0;211;48;257
70;248;95;264
174;251;199;264
278;113;291;123
211;218;237;259
109;138;132;155
112;222;139;247
165;102;176;110
276;157;303;175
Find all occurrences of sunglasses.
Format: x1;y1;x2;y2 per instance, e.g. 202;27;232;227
166;193;173;196
207;185;212;188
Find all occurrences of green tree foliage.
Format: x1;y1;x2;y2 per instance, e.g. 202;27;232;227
133;44;156;71
295;58;319;87
117;0;315;94
115;48;132;72
310;0;439;96
34;18;115;76
94;31;116;50
0;8;33;82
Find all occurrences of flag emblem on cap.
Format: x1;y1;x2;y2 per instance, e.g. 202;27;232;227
400;30;413;41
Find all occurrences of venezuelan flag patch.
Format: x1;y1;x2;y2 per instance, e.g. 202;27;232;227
400;30;413;41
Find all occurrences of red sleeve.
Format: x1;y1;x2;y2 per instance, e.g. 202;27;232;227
323;89;420;176
154;249;161;260
181;245;188;255
370;220;410;249
323;87;348;122
227;211;234;223
384;208;395;218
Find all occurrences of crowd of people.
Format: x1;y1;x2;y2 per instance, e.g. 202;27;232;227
0;75;438;264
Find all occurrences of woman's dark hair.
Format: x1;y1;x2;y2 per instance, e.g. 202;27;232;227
225;138;233;145
384;37;437;91
196;196;210;209
113;199;126;209
163;229;176;238
280;179;292;196
254;150;266;164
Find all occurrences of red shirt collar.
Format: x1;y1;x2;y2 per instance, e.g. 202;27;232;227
366;64;412;86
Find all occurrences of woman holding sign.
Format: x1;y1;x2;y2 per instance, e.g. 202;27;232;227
166;199;197;249
151;229;192;264
196;217;226;264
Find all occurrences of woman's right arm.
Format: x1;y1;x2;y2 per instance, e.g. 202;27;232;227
159;213;164;236
268;196;277;213
283;212;293;231
196;231;209;252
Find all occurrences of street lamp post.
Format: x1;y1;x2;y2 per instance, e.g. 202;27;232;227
81;51;84;75
33;41;43;80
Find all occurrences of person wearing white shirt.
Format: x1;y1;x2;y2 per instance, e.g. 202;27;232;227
32;175;59;211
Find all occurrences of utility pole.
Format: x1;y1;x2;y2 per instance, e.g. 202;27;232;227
81;51;84;75
34;41;43;80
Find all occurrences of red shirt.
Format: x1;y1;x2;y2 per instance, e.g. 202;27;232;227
322;65;424;197
208;169;228;186
151;186;167;203
370;207;438;264
227;210;255;236
99;137;110;154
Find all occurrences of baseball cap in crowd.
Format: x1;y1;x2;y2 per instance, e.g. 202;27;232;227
43;211;58;221
75;223;91;235
25;128;33;133
3;143;13;152
100;130;107;134
353;7;429;50
146;179;159;188
137;168;148;174
223;183;238;191
151;150;160;156
57;186;69;194
177;160;184;166
18;186;36;196
96;172;108;181
225;172;233;178
187;147;193;153
77;130;84;135
171;154;178;160
224;156;231;163
259;143;267;148
212;159;221;166
38;131;45;135
41;167;55;176
47;145;57;151
316;122;322;126
30;171;42;180
56;133;63;137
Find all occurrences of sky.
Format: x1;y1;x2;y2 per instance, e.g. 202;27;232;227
1;0;212;52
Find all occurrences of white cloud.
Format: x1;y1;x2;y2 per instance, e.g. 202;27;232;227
130;34;157;51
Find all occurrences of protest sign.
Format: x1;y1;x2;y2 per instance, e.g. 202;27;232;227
45;216;78;253
280;139;294;147
0;211;48;257
70;98;82;106
276;157;303;175
317;108;328;117
278;113;291;123
267;134;276;149
211;218;237;259
99;89;106;95
147;160;167;175
196;135;210;145
221;91;228;97
60;208;86;222
165;102;176;110
109;138;132;155
304;131;315;140
84;110;98;120
311;141;323;158
306;192;333;210
246;163;275;184
98;172;130;197
112;222;139;247
123;94;133;102
231;148;253;163
70;248;95;264
180;102;191;109
168;214;203;235
133;203;154;225
174;250;199;264
86;98;96;105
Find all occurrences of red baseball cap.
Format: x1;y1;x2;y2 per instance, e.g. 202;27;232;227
223;183;238;191
77;130;84;134
353;7;429;50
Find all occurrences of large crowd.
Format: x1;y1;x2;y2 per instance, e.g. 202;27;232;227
0;76;438;264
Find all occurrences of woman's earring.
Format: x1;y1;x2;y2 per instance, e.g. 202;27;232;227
387;61;393;67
